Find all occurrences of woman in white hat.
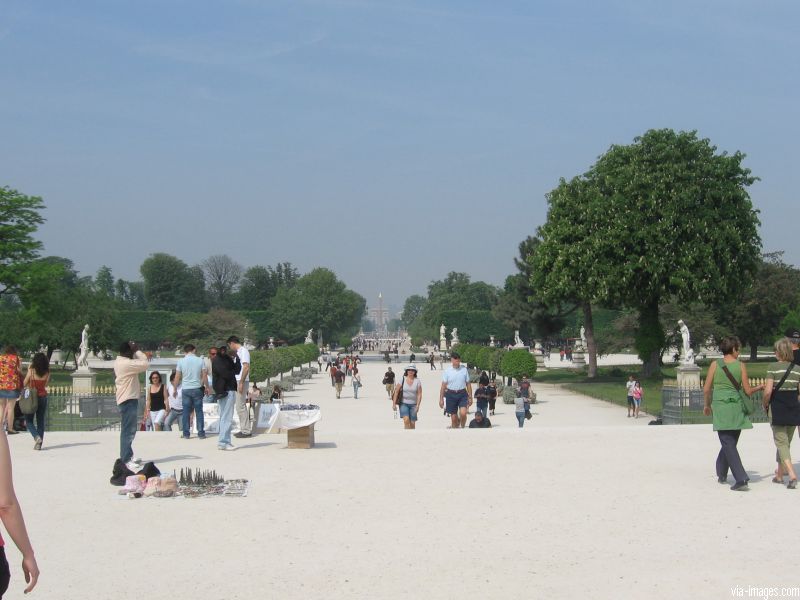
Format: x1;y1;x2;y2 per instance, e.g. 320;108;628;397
393;365;422;430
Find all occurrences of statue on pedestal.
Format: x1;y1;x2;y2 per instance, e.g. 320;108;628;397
451;328;459;346
305;329;314;344
489;335;496;348
580;326;587;350
514;330;524;348
678;320;695;365
439;323;448;350
77;324;90;370
268;337;275;349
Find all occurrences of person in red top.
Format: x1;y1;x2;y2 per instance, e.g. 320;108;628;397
22;353;50;451
0;346;22;435
0;405;39;596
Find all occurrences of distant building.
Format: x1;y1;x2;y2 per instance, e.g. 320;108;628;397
368;293;389;334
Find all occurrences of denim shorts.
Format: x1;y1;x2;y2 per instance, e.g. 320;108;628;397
0;389;19;400
399;403;418;421
445;390;468;414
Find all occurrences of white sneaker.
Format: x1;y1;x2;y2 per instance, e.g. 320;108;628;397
218;444;235;451
126;461;141;472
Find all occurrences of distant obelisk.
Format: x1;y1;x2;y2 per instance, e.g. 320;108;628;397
378;292;385;333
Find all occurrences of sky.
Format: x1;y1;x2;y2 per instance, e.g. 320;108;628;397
2;0;798;316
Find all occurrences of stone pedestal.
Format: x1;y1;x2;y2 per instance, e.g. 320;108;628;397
571;350;586;368
71;369;97;394
439;337;447;351
676;364;702;389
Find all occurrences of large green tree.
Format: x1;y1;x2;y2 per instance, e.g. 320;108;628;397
401;294;427;325
724;252;800;359
268;268;366;344
535;129;762;375
202;254;242;307
233;262;299;310
140;253;206;312
0;186;45;297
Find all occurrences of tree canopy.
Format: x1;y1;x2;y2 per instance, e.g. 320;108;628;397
0;186;46;297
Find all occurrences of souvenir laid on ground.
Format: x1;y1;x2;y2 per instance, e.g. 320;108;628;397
271;403;322;431
118;468;249;499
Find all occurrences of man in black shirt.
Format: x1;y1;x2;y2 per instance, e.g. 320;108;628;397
383;367;395;398
787;328;800;364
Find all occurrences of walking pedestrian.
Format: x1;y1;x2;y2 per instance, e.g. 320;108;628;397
429;353;437;370
632;381;643;419
383;367;395;398
22;352;49;450
703;336;763;491
487;378;498;416
625;374;636;418
514;389;527;428
763;338;800;488
439;352;472;429
0;418;40;596
352;371;362;399
0;346;22;435
475;381;490;418
144;371;167;431
113;341;149;468
228;336;252;439
174;344;207;440
164;371;183;431
393;365;422;430
334;367;345;398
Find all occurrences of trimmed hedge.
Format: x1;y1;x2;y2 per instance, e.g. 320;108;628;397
500;348;537;380
251;343;319;381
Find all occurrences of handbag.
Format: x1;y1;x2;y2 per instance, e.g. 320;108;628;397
720;362;752;416
19;385;39;414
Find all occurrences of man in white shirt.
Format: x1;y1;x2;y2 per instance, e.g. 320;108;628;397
228;336;252;438
625;375;636;418
439;351;473;429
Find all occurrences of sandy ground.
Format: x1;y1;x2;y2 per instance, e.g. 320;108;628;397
4;357;796;599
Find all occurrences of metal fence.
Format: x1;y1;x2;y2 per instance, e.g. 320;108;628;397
661;385;768;425
41;392;145;431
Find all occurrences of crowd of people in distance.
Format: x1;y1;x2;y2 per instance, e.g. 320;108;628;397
385;352;535;430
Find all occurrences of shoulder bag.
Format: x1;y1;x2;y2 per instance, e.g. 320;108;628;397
720;362;752;416
19;377;39;414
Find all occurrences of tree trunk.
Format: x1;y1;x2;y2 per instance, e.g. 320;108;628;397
582;302;598;378
750;343;758;361
637;301;664;377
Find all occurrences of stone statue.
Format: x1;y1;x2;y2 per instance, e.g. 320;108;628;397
514;330;524;348
678;320;695;365
268;337;275;349
489;335;496;348
580;326;587;350
304;329;314;344
451;328;459;346
440;324;446;338
77;324;90;370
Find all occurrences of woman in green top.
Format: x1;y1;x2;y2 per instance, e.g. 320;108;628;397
762;338;800;489
703;336;763;491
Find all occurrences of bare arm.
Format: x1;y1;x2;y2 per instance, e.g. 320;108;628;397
0;424;39;593
23;368;32;387
416;381;423;410
466;382;473;406
763;378;774;411
439;382;447;407
740;362;762;396
703;361;717;415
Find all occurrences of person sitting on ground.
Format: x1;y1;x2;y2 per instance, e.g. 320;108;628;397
270;385;283;404
468;410;492;428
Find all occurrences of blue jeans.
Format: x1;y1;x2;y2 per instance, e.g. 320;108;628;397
24;395;48;440
119;399;139;462
164;409;182;431
217;391;236;447
182;388;205;437
516;412;525;428
476;399;489;417
353;383;360;398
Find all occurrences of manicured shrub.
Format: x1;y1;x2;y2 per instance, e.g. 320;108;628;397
500;348;537;380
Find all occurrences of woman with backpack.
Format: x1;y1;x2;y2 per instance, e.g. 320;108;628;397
763;338;800;488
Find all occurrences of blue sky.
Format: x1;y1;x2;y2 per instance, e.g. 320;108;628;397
2;0;798;314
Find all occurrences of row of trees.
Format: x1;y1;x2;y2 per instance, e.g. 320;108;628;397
0;186;366;358
452;343;537;381
250;343;320;382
